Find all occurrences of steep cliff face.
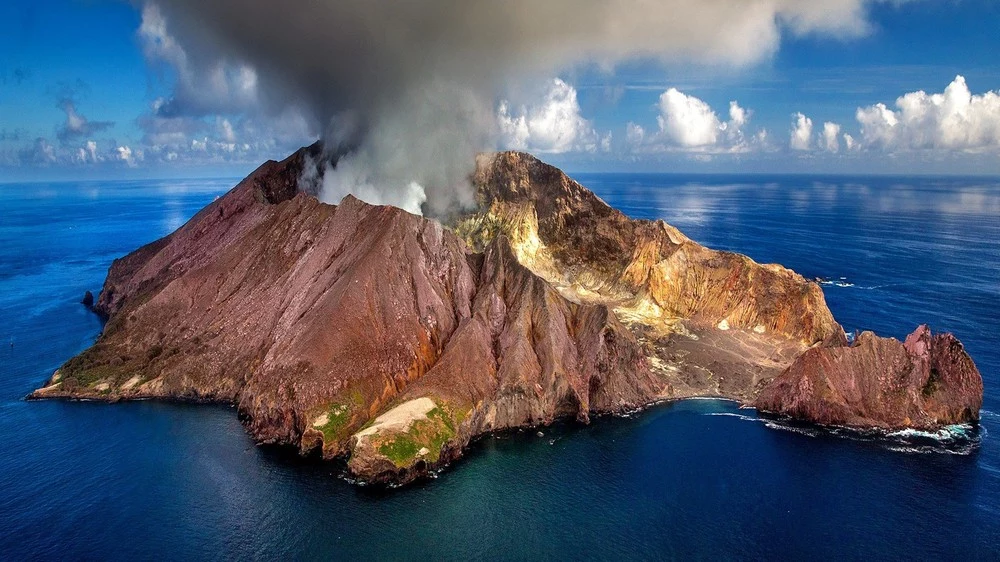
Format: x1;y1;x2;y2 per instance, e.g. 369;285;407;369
755;325;983;429
456;152;847;403
30;146;983;484
31;146;665;484
460;152;845;347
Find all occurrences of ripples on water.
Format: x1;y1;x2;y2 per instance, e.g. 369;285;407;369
1;175;998;559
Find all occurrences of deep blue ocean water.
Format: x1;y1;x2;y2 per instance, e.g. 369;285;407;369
1;174;998;560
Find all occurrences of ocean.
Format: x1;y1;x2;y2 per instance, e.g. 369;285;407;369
1;174;998;559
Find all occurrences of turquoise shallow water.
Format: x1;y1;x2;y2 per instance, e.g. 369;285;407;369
1;175;998;559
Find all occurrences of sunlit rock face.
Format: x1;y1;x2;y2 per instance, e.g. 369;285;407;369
31;145;982;485
458;151;848;402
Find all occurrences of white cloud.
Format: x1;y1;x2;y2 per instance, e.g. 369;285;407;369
790;112;813;151
856;75;1000;152
116;145;141;167
821;122;841;152
497;78;598;153
218;118;236;143
626;122;645;147
600;132;612;153
640;89;756;153
21;138;58;165
85;140;99;163
843;133;856;151
657;88;722;147
729;101;749;129
57;100;113;141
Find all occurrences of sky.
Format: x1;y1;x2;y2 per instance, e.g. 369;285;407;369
2;0;1000;186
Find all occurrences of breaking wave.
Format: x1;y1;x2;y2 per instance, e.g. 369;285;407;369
815;276;889;290
704;407;982;455
705;412;758;422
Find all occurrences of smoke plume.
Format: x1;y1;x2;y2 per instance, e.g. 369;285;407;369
148;0;884;214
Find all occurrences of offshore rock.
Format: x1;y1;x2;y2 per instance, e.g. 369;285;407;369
754;325;983;429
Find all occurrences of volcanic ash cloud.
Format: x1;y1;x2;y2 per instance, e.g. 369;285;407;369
148;0;879;213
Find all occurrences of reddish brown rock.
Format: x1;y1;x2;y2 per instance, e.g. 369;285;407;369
754;325;983;429
29;145;983;485
462;151;845;347
29;144;667;485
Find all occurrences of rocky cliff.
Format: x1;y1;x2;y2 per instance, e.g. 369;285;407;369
30;145;983;484
755;325;982;429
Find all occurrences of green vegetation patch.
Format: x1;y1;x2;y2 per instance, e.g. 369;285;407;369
375;404;460;468
377;434;422;466
314;403;353;445
60;346;126;389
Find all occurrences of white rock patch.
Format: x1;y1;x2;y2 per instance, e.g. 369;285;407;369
121;376;142;390
355;397;437;439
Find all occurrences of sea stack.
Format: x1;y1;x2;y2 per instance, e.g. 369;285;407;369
755;325;983;429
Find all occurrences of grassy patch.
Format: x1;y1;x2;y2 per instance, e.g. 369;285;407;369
315;403;353;444
378;434;422;465
375;404;460;467
60;347;124;388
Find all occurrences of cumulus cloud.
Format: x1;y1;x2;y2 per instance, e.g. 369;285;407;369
843;133;857;151
821;122;841;152
657;88;723;147
218;118;236;143
72;139;105;164
143;0;886;212
626;122;646;148
497;79;599;154
6;134;147;169
600;132;613;153
634;88;757;153
855;75;1000;152
117;145;142;167
56;100;114;142
20;138;57;165
790;112;814;151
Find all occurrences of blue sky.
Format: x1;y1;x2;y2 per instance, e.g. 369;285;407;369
2;0;1000;181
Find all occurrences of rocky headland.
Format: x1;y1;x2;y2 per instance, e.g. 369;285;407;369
30;143;984;485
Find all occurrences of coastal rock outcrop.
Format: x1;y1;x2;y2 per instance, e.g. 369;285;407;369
30;144;984;484
755;325;983;429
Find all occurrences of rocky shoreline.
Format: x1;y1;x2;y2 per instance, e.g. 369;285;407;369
30;145;984;485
